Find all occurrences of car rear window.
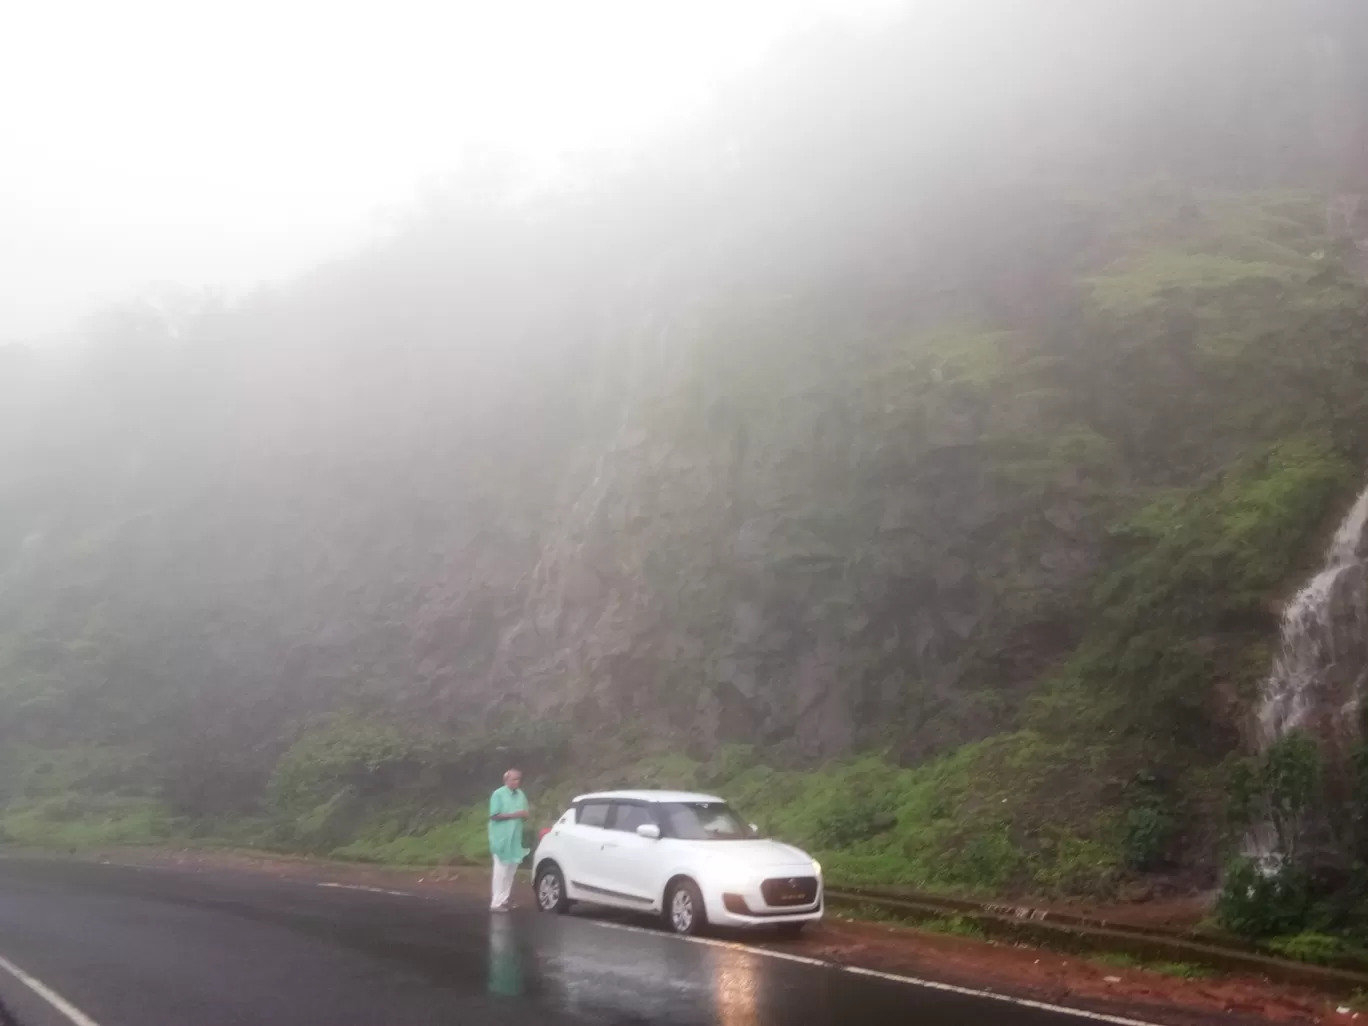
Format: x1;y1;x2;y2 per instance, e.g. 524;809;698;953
577;801;611;827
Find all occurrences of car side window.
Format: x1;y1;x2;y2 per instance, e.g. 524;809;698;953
577;801;611;828
609;802;653;833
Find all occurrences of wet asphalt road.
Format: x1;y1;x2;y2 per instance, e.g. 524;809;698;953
0;858;1129;1026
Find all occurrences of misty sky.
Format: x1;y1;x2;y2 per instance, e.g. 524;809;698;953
1;0;906;342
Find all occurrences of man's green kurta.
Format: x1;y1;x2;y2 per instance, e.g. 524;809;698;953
488;785;530;864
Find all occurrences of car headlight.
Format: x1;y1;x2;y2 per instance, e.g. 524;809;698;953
811;859;822;876
706;862;753;892
723;869;756;891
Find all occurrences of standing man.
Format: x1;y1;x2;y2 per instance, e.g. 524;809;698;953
488;768;530;912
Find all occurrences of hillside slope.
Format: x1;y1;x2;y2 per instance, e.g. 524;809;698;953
3;2;1368;898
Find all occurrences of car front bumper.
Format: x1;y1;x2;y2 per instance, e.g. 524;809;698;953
702;868;824;927
710;895;824;928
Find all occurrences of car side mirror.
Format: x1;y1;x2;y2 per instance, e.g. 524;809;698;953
636;824;661;840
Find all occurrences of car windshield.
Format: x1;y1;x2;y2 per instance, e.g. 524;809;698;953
660;802;757;840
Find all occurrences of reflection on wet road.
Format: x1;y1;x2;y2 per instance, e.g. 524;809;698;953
488;914;525;998
0;858;1157;1026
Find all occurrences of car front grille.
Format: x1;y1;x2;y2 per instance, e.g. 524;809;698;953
760;876;818;907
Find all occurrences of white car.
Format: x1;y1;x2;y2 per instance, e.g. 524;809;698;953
531;789;823;935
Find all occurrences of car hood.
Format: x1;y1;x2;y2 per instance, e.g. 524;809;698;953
698;839;814;867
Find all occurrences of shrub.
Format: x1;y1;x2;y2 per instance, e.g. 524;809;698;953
1123;804;1174;871
1260;734;1320;862
1265;931;1346;965
1217;857;1310;938
1034;831;1121;896
266;716;431;817
942;825;1025;892
813;794;896;849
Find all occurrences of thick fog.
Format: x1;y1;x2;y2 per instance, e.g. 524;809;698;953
2;0;1368;819
1;0;900;341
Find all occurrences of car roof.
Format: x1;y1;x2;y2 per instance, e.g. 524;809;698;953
571;789;726;804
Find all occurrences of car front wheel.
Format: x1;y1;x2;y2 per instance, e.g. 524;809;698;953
665;879;707;936
535;862;571;914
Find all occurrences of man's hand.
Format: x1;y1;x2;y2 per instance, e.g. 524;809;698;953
491;810;530;821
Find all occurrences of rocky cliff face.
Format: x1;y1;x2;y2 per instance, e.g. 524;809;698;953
404;317;1112;765
0;299;1116;777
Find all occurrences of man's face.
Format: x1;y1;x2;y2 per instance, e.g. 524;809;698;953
506;772;522;791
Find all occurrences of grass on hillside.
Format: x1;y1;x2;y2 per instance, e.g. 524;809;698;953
0;744;175;847
0;425;1350;895
287;736;1125;897
2;432;1346;897
0;795;173;847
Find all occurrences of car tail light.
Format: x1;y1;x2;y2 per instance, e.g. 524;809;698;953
538;827;552;841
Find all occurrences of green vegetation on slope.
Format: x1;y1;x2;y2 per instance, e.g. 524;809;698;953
1037;436;1352;740
0;746;173;847
4;187;1367;903
4;7;1368;908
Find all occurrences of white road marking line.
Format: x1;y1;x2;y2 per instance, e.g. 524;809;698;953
583;919;1172;1026
841;965;1167;1026
316;882;412;897
0;953;102;1026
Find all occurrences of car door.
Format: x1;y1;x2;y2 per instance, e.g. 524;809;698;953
558;799;614;897
598;800;664;906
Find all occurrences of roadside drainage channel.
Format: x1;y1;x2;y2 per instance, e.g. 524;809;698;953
831;884;1249;947
824;889;1368;995
831;884;1368;975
